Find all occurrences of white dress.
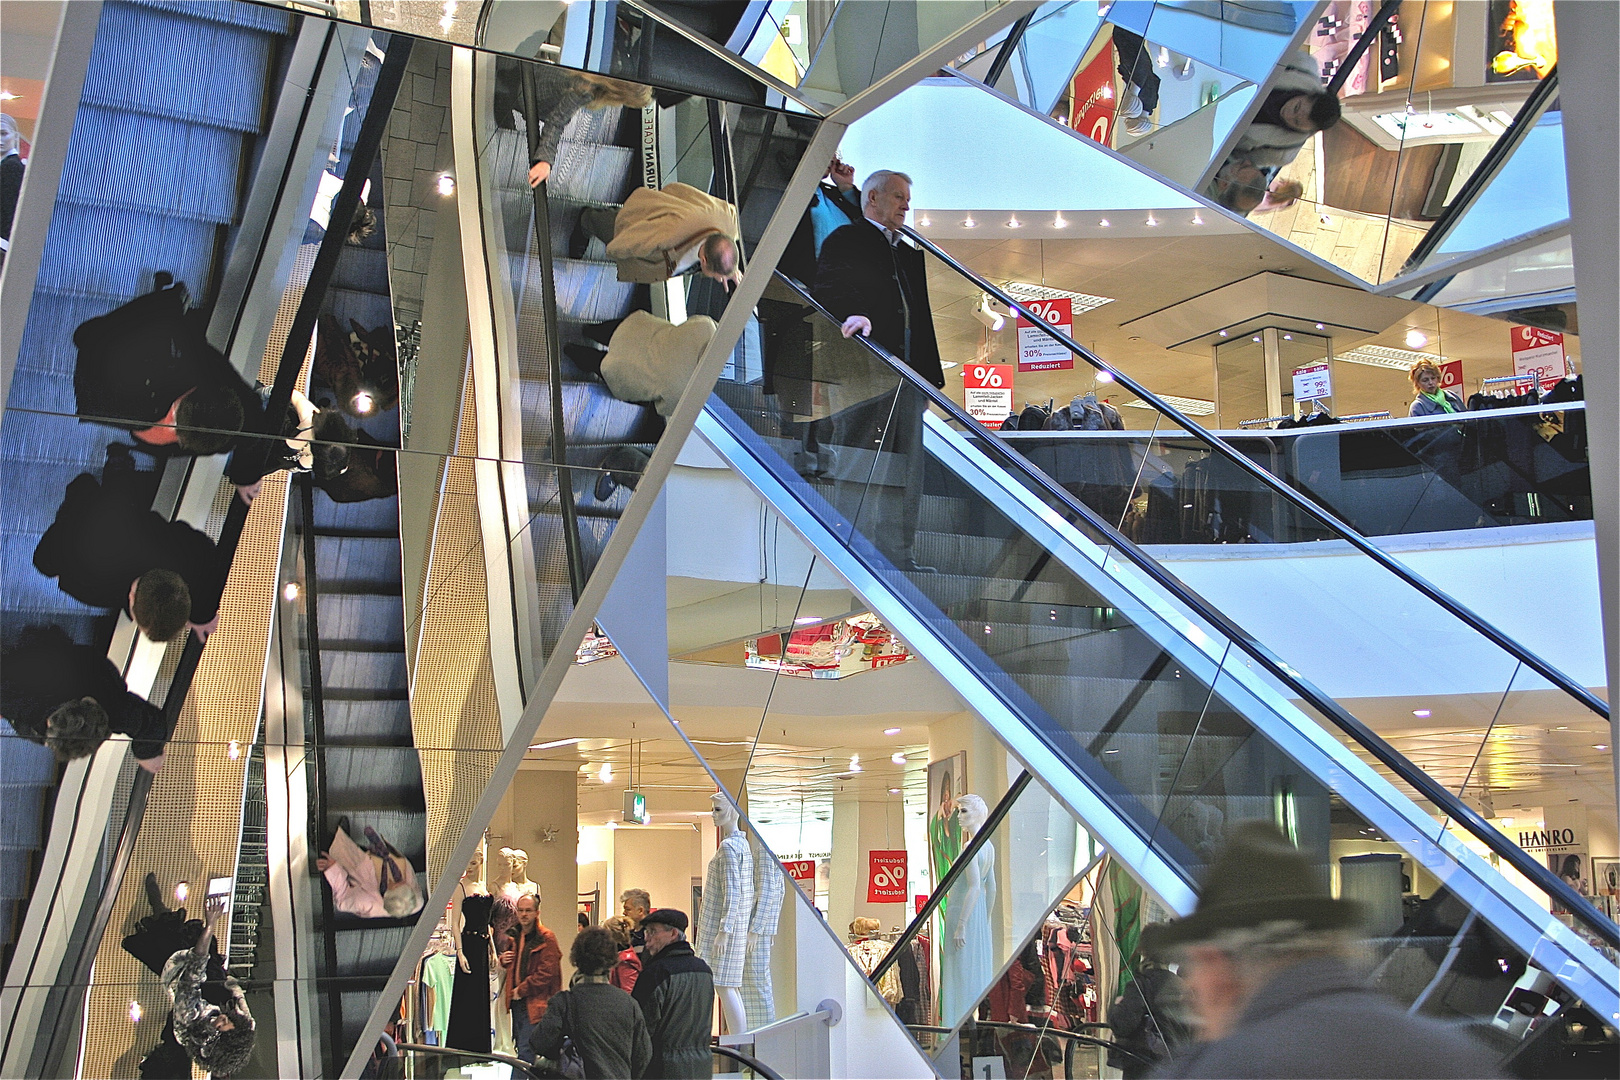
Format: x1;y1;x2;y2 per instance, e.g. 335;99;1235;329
938;838;996;1028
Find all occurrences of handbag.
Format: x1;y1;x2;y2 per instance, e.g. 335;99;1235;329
540;991;587;1080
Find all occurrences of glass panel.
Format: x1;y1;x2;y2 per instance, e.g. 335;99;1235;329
798;1;1005;109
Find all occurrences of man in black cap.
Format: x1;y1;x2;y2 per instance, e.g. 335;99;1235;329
1142;821;1504;1079
631;909;714;1079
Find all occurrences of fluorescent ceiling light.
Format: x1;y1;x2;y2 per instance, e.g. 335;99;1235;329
1001;281;1114;315
1124;395;1216;416
1334;344;1447;370
530;738;583;751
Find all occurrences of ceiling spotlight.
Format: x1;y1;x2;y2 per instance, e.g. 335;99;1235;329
962;216;978;228
891;752;907;765
1252;335;1262;342
598;762;613;784
1412;708;1431;718
1144;215;1159;227
1596;744;1610;751
174;881;190;904
889;787;902;795
129;1001;144;1024
1098;218;1111;227
1282;333;1293;340
974;294;1008;332
884;727;901;736
1405;329;1429;349
1316;322;1325;330
283;582;301;602
352;391;375;414
1052;213;1069;228
437;173;455;196
1218;330;1228;337
919;214;932;226
1191;213;1203;225
849;754;862;773
1006;216;1023;228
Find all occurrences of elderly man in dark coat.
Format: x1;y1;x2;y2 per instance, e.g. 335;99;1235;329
1143;822;1504;1079
631;909;714;1079
813;169;945;573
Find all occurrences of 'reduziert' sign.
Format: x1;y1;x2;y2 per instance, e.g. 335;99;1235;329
867;850;908;903
1016;297;1074;372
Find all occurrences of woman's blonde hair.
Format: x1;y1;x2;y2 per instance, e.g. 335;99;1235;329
580;72;654;110
1409;357;1443;391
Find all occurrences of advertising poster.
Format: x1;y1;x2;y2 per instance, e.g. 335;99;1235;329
867;850;908;903
1439;358;1465;397
781;859;817;897
1067;46;1118;145
963;363;1013;427
1017;296;1075;372
927;752;967;907
1511;324;1569;390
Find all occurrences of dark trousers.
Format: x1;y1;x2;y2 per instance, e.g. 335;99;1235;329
1112;27;1161;113
838;384;927;563
579;205;619;246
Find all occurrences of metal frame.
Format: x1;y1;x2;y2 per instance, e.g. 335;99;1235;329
337;101;853;1080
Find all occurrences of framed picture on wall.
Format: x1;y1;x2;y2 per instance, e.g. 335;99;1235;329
926;752;967;893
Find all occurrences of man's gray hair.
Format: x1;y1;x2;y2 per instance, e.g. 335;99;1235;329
620;888;651;910
861;169;913;205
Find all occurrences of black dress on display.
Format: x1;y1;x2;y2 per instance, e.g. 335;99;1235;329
445;891;494;1052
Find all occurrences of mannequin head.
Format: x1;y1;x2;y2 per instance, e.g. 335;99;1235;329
957;793;989;837
501;846;529;880
464;838;486;882
711;792;740;836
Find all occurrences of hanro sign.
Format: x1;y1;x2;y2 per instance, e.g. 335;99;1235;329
867;849;908;903
1017;297;1075;372
963;363;1014;427
1510;325;1569;391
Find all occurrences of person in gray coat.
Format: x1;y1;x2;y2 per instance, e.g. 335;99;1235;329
630;909;714;1079
1142;822;1504;1079
531;928;651;1079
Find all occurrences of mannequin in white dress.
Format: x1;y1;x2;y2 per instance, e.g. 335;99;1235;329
695;793;752;1033
939;793;996;1027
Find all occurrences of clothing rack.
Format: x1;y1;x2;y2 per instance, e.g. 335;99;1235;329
1340;410;1392;422
1238;414;1291;428
1481;374;1537;387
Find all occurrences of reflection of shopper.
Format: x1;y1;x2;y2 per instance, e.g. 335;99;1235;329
496;66;653;188
1112;27;1160;138
1107;956;1189;1078
1232;52;1340;170
1407;358;1464;416
1143;822;1502;1078
0;113;24;261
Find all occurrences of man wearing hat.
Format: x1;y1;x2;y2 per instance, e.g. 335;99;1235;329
630;909;714;1079
1142;822;1503;1078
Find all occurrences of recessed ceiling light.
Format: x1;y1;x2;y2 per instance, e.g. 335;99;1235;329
599;762;613;784
437;173;455;196
1252;335;1262;342
891;752;907;764
1315;323;1325;330
1052;213;1068;228
962;216;978;228
1218;330;1228;337
1595;744;1609;751
919;214;932;226
1412;709;1431;718
1191;213;1203;225
1500;817;1514;827
1405;329;1429;348
884;727;901;736
849;754;861;773
1006;216;1023;228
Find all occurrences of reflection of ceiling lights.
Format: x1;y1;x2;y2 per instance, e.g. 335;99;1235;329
1001;281;1114;315
1335;344;1447;370
1404;329;1428;348
1124;395;1216;416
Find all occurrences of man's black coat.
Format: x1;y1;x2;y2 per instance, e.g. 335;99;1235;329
1;625;170;760
813;218;945;388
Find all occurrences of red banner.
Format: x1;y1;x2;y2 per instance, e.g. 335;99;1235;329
1068;46;1117;146
1017;296;1075;372
1439;359;1465;397
867;850;908;903
781;859;816;894
963;363;1013;427
1510;325;1568;390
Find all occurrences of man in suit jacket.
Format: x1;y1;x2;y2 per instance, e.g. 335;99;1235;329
34;461;230;642
813;169;943;572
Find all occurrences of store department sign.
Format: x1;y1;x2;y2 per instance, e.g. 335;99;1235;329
867;849;908;903
1439;358;1465;396
964;363;1013;427
1017;297;1075;372
1511;325;1569;391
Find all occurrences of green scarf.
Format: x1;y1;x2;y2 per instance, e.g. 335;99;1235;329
1423;389;1457;413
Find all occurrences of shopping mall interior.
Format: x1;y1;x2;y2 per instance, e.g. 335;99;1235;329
0;1;1614;1078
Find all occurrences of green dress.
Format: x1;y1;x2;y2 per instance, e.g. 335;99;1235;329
929;809;963;915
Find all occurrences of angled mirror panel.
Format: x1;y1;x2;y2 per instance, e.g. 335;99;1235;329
798;0;1006;108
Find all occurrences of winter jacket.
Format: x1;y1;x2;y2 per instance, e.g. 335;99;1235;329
530;977;653;1079
631;940;714;1079
72;279;268;485
600;311;719;418
504;923;563;1024
605;183;739;284
1409;389;1466;417
34;472;229;625
1151;957;1503;1079
813;218;945;389
161;946;253;1073
1;625;169;760
610;947;642;993
1230;52;1327;170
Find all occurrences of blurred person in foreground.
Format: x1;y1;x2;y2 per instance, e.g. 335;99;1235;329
1142;821;1503;1078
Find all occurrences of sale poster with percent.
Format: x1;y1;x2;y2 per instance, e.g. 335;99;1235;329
1291;362;1332;402
781;859;817;896
1511;325;1569;391
1067;46;1117;146
963;363;1013;428
1439;359;1465;396
867;850;908;903
1016;296;1075;372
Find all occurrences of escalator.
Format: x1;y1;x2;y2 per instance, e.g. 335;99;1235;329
698;267;1618;1061
0;0;294;969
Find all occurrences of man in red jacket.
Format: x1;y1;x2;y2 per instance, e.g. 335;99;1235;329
500;894;561;1063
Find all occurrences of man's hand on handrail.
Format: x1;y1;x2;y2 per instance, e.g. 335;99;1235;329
840;314;871;339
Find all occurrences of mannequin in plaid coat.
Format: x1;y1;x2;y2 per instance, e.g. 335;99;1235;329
695;794;752;1033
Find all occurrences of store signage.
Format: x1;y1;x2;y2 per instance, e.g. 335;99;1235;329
1439;359;1465;397
781;859;817;894
1068;46;1117;145
1517;828;1579;852
1017;297;1075;372
867;849;908;903
963;363;1014;427
1511;325;1569;390
1292;362;1332;401
622;790;648;825
915;894;928;914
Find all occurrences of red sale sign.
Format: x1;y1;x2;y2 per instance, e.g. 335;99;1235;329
1511;325;1568;391
867;850;908;903
1068;47;1117;146
1016;297;1074;373
963;363;1013;427
1439;359;1465;397
781;859;816;895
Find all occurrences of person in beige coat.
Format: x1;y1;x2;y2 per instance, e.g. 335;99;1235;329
572;182;741;288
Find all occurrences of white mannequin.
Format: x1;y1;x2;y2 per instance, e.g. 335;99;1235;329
742;836;784;1028
696;794;751;1034
939;793;996;1025
500;846;538;901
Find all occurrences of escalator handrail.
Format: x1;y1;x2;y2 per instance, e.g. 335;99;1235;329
906;1021;1152;1067
902;225;1610;723
41;31;417;1064
711;1042;787;1079
759;270;1619;949
392;1041;787;1080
